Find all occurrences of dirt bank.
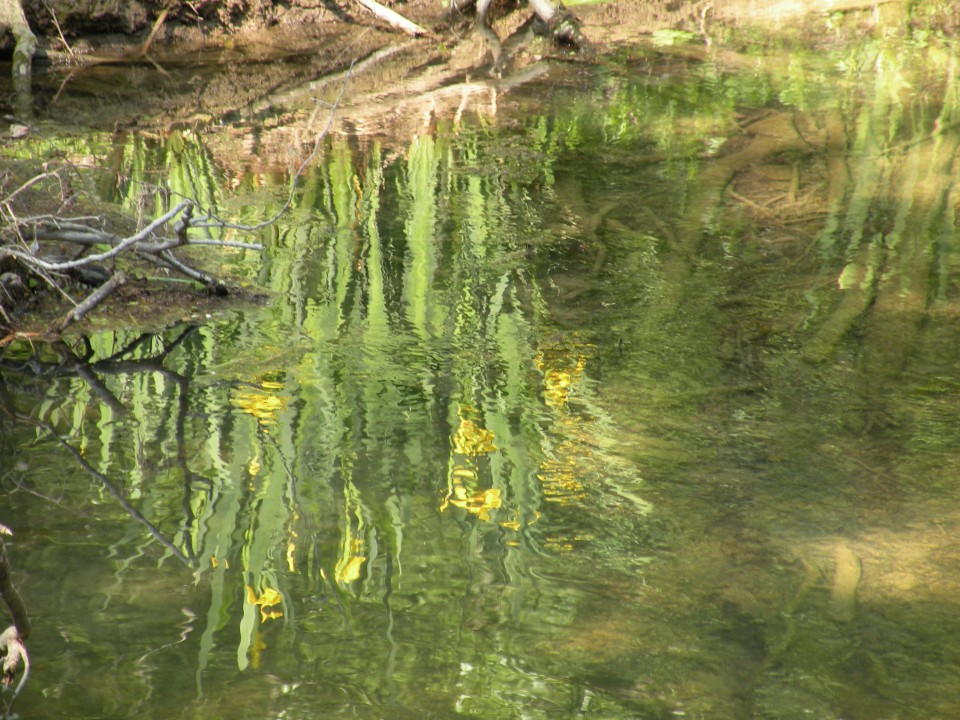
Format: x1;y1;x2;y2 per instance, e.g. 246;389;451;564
20;0;694;49
8;0;893;137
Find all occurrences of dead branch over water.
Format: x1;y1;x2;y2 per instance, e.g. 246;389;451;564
0;185;251;342
0;66;352;342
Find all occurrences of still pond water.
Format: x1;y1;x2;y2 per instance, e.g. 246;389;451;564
5;24;960;720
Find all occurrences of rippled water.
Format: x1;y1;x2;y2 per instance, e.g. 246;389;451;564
4;21;960;719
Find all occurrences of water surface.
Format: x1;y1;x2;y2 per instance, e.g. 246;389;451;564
4;23;960;720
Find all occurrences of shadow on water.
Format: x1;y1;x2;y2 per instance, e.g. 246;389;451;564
5;11;960;720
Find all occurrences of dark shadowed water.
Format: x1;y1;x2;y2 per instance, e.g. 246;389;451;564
4;19;960;720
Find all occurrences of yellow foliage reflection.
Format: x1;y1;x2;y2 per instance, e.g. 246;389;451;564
535;342;592;505
248;450;262;477
232;378;289;426
442;407;501;521
453;417;497;455
535;344;589;410
335;538;367;585
248;630;267;669
538;447;588;503
286;538;297;574
441;481;502;521
245;584;284;622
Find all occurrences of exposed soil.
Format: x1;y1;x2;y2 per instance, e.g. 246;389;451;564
14;0;701;133
20;0;696;50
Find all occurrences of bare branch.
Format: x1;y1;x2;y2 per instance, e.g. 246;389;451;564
7;200;192;272
1;172;59;205
147;250;223;291
354;0;435;38
51;271;126;334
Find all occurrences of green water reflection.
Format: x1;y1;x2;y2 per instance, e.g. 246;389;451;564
6;22;960;720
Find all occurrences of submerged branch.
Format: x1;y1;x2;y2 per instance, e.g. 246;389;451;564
0;328;204;566
4;406;191;566
55;434;192;565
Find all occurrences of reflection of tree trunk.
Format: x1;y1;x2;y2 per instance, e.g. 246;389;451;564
655;112;810;318
0;0;36;116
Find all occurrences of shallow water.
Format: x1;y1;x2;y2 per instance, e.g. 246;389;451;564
4;21;960;720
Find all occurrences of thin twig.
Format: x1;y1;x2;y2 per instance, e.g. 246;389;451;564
135;237;263;252
139;5;171;57
43;0;74;58
1;172;58;205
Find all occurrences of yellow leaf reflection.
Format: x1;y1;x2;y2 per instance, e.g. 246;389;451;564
454;486;502;521
286;540;297;574
248;451;262;477
544;368;574;407
453;415;497;455
232;378;289;426
535;344;589;409
335;538;366;585
498;510;540;532
337;555;366;583
538;449;588;503
534;342;594;505
245;584;284;622
248;630;267;669
443;408;502;521
441;474;502;521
